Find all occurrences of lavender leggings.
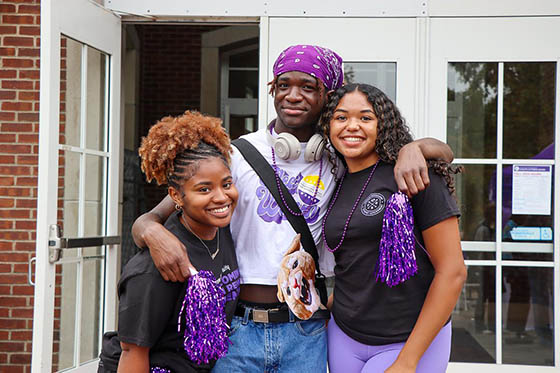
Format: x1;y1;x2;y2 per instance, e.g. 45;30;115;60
327;316;451;373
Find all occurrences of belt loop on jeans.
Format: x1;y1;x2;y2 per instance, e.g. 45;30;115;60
288;309;295;323
242;305;250;325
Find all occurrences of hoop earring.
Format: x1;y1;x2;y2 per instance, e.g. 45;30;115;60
175;204;181;211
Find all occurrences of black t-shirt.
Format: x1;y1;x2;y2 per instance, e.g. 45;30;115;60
106;211;240;372
325;161;460;345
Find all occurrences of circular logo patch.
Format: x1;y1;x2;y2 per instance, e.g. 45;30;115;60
360;193;386;217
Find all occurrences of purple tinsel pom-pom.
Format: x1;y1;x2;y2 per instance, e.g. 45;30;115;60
375;191;417;287
178;270;230;365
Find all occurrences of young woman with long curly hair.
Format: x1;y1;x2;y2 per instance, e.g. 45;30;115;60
319;84;466;373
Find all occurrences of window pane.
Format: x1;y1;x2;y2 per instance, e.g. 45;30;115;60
229;48;258;68
502;267;554;366
229;115;257;140
503;63;555;159
451;265;496;363
80;258;104;363
455;164;496;243
344;62;396;102
55;263;78;371
61;36;83;148
228;70;258;99
85;47;107;151
84;154;106;239
447;63;498;158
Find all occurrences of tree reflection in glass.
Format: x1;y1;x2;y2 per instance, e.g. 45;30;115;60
447;62;498;159
504;63;555;160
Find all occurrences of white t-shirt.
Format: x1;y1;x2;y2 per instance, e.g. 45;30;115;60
230;128;341;285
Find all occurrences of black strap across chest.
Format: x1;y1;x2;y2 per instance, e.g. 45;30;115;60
231;138;329;310
232;138;322;272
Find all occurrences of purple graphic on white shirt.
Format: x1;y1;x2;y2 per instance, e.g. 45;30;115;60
256;168;320;224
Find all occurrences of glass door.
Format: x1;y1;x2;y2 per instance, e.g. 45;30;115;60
32;0;121;372
429;17;560;372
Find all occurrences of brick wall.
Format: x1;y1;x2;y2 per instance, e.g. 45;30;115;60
0;0;41;371
137;25;221;211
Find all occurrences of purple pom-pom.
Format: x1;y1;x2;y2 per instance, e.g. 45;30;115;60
375;191;417;287
177;270;230;364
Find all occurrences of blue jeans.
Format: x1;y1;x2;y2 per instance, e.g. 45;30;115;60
212;306;327;373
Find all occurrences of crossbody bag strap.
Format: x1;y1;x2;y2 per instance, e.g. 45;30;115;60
232;138;324;278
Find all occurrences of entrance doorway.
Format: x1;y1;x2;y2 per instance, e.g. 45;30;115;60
120;24;260;266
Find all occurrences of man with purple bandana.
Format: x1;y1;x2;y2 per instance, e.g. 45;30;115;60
273;45;344;90
132;45;453;372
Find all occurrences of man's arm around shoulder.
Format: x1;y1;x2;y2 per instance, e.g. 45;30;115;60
131;195;195;282
394;138;453;196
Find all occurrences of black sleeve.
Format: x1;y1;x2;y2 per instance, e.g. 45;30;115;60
118;273;181;347
411;170;460;231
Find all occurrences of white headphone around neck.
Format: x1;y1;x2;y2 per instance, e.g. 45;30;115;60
266;122;326;162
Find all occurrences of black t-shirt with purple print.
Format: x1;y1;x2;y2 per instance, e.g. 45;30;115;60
325;161;460;346
99;211;239;373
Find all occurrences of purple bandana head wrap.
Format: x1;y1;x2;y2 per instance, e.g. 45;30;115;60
273;45;343;91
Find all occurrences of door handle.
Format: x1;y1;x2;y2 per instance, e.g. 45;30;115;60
28;257;36;286
48;224;121;263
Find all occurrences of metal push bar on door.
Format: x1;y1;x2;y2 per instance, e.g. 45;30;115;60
47;224;121;263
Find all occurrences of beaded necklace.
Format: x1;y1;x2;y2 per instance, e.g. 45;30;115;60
270;140;323;217
322;160;380;253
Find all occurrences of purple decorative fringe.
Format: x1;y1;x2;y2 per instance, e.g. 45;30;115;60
375;191;417;287
151;367;171;373
177;270;230;365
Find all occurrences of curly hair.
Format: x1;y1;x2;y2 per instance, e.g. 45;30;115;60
138;111;232;190
319;83;461;193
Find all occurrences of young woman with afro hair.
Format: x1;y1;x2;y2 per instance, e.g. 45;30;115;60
98;111;240;373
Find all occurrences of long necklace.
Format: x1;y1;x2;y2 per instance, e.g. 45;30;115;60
180;214;220;260
271;146;323;216
322;160;380;253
